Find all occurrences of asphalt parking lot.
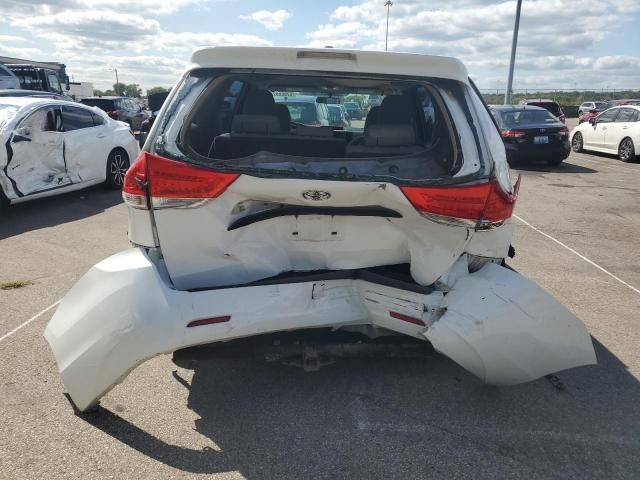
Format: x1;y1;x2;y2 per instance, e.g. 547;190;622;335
2;120;640;479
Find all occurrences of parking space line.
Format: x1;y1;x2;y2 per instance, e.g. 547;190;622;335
0;299;61;344
514;215;640;296
571;155;640;173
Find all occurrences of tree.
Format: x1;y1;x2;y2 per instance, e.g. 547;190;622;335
124;83;142;98
113;83;127;96
147;86;169;96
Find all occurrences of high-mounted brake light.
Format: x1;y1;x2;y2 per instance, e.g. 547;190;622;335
400;178;520;228
500;129;526;138
122;152;239;210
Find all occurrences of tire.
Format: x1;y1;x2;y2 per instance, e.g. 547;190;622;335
618;137;636;163
578;110;583;117
547;157;564;167
105;148;130;189
572;132;583;153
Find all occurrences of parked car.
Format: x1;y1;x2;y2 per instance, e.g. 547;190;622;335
327;104;351;129
343;101;365;120
0;64;20;90
490;105;570;166
519;98;565;123
570;105;640;162
275;95;330;126
0;97;139;206
44;47;595;412
80;96;149;131
138;90;170;147
578;101;610;117
5;64;68;95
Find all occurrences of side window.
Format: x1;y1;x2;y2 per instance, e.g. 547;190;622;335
62;106;96;131
90;111;105;126
20;106;59;132
615;108;636;123
47;73;61;93
597;109;618;123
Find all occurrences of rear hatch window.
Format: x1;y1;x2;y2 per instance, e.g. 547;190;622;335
529;102;561;116
80;99;115;112
499;109;558;126
151;69;489;184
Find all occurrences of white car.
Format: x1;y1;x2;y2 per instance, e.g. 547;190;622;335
570;105;640;162
44;47;596;412
0;97;139;206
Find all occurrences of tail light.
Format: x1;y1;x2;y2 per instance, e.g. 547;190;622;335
557;127;569;136
122;152;239;210
500;129;526;138
401;177;521;229
559;114;566;123
107;110;119;119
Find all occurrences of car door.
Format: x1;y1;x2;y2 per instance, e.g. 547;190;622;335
61;105;106;183
6;104;71;197
605;107;636;153
584;107;618;149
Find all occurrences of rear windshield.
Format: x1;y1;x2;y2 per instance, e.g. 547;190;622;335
528;102;561;115
152;69;487;184
496;109;558;126
80;99;115;111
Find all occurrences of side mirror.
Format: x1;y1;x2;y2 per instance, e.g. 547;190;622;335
589;117;597;126
12;127;31;143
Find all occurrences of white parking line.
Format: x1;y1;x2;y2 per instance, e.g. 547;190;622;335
514;215;640;296
571;154;640;173
0;299;61;344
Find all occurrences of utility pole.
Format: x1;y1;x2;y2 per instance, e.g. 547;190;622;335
384;0;393;51
504;0;522;105
114;68;120;95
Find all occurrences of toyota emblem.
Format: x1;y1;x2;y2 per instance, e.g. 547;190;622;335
302;190;331;201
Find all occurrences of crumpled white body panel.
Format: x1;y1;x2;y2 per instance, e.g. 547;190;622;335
45;248;596;411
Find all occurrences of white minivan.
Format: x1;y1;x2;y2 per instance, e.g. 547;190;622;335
44;47;596;412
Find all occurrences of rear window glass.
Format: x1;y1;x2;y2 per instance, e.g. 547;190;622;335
81;99;115;111
528;102;561;115
498;109;557;125
152;69;486;183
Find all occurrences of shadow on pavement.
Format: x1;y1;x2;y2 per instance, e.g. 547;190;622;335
0;186;122;240
511;160;597;174
82;335;640;480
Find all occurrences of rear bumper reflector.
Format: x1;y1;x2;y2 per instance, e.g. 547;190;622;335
390;311;426;326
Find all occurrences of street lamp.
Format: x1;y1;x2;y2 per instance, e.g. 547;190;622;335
384;0;393;52
504;0;523;105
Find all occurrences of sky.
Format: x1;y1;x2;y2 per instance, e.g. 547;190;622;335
1;0;639;93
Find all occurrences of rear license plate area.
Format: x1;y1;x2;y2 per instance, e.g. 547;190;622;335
534;136;549;144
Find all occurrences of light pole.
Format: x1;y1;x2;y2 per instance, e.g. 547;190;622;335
114;68;120;95
384;0;393;52
504;0;522;105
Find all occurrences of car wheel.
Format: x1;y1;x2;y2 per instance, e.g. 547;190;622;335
618;137;636;163
105;148;130;189
572;132;583;153
578;110;583;116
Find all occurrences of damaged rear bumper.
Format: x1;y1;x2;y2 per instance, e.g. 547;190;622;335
44;248;596;411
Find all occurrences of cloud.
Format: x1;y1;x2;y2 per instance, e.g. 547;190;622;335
0;0;204;16
241;9;291;31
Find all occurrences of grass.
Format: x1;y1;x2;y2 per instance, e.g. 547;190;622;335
0;279;34;290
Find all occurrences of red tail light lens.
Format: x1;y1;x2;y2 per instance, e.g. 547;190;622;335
400;178;520;227
107;110;119;119
122;153;148;209
122;152;239;210
500;129;526;138
557;127;569;136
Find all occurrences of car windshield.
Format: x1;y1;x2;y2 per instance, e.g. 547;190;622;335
0;105;19;130
81;99;115;111
153;69;485;183
595;102;610;109
498;109;558;125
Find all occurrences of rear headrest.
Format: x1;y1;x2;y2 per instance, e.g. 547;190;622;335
232;114;281;134
274;103;291;132
242;89;276;115
364;106;380;127
364;124;417;147
378;95;413;124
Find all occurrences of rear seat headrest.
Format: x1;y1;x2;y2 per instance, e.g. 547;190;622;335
364;106;380;127
242;89;277;115
378;95;413;124
232;114;281;134
364;124;417;147
274;104;291;132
